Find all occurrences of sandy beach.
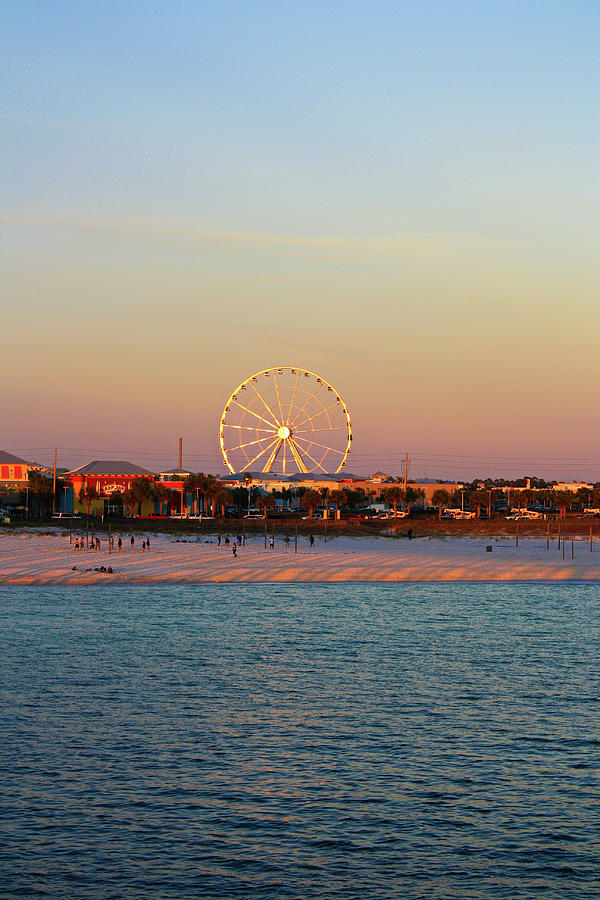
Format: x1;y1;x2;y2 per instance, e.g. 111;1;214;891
1;529;599;585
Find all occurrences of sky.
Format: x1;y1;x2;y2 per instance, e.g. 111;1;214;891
2;1;599;480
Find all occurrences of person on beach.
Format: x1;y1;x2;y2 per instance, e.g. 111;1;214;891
232;544;237;558
285;535;290;549
130;536;134;549
224;537;230;546
269;536;274;550
118;537;122;552
74;538;80;550
218;534;221;545
141;540;146;552
237;534;242;545
95;537;100;550
146;537;150;550
309;534;315;548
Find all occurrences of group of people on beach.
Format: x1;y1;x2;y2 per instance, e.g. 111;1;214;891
73;535;151;552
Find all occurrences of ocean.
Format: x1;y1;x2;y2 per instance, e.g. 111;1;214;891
1;583;599;898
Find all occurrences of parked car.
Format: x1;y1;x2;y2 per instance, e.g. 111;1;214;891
442;509;476;520
243;510;265;519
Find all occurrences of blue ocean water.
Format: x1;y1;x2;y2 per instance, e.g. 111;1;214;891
0;583;599;899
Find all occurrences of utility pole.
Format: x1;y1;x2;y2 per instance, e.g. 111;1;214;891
52;447;57;514
403;452;408;494
178;437;182;470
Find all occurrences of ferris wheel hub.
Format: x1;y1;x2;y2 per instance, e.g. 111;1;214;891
277;425;291;440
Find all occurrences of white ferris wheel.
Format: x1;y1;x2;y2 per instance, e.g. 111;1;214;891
219;367;352;475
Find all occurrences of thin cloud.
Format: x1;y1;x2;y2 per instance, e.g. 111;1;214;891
0;210;532;264
1;113;105;141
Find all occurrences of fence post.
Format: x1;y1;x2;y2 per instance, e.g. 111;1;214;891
516;523;519;548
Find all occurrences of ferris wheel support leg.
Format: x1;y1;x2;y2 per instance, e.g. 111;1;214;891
288;439;309;473
261;439;283;473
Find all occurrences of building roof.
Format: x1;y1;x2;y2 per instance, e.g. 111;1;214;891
0;450;29;465
158;467;192;476
66;460;153;476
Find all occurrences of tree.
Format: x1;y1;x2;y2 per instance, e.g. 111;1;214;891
231;486;248;515
382;486;405;517
153;483;171;516
78;482;98;516
28;471;54;517
242;472;253;515
301;490;322;519
553;490;572;519
214;487;233;518
345;488;365;511
432;488;450;520
329;490;348;515
130;478;154;515
470;489;488;519
256;494;275;516
405;487;419;514
203;475;220;516
120;488;136;517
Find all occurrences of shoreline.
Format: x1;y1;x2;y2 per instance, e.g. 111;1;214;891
1;531;599;586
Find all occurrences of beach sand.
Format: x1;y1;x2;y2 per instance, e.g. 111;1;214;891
1;530;599;584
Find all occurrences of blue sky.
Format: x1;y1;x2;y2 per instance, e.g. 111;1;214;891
2;1;599;478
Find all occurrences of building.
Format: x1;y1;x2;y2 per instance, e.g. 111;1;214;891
156;468;193;515
0;450;31;508
64;461;155;516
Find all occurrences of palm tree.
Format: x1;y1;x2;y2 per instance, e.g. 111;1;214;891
300;490;322;519
153;483;171;516
432;488;450;520
242;472;253;515
130;478;154;516
203;475;220;517
28;471;54;517
329;490;348;517
381;485;405;517
256;494;275;516
405;487;419;514
78;483;98;516
121;487;136;518
553;490;572;519
470;489;488;519
215;487;232;518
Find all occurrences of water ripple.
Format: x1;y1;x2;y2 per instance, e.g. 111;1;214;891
1;583;599;899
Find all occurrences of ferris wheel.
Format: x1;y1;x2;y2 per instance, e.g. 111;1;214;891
219;367;352;475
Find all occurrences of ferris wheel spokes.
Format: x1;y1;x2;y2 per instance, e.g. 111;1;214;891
249;380;281;428
230;398;279;430
288;380;326;428
243;436;281;471
292;434;346;455
293;401;340;432
272;370;286;425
